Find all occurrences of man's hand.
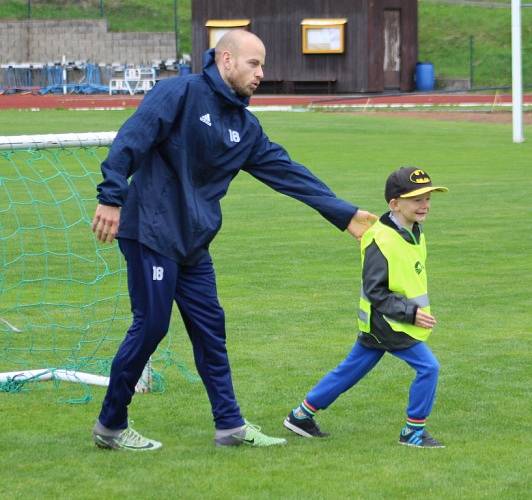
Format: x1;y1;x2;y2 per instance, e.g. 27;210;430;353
346;210;378;241
415;309;437;329
92;204;120;243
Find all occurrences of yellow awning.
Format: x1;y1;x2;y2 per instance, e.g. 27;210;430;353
301;19;347;26
205;19;251;28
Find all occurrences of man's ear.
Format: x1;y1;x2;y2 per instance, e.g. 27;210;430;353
222;50;232;70
388;198;398;211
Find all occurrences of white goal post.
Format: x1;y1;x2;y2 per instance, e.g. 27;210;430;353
512;0;524;143
0;131;153;394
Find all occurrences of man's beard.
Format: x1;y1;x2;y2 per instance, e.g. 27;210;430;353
228;75;255;97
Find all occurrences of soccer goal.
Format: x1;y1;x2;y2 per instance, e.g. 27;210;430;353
0;132;190;399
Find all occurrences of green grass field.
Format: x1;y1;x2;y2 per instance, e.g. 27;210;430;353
1;109;531;498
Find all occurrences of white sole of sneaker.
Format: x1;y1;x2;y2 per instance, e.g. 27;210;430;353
93;433;162;451
398;440;445;449
283;418;315;438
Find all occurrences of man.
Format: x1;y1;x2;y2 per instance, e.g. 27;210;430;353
91;29;377;450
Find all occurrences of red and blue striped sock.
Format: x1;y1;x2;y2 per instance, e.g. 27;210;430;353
293;400;318;419
406;417;426;431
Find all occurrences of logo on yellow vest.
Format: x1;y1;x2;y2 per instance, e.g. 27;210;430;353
409;169;431;184
415;261;424;274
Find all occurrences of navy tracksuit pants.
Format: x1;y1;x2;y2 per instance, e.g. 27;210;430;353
306;340;439;420
98;238;244;431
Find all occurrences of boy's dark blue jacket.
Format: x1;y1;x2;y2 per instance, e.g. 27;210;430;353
97;49;358;264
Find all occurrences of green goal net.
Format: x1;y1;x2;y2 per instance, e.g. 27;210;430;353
0;133;198;402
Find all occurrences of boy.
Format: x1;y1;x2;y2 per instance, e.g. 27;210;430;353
284;167;448;448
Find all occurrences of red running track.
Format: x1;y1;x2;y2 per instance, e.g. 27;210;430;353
0;92;531;110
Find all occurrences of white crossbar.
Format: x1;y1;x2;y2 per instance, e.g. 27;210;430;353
0;132;117;150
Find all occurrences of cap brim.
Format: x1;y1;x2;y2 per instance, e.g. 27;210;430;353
400;186;448;198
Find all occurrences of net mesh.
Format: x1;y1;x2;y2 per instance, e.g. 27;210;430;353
0;145;198;400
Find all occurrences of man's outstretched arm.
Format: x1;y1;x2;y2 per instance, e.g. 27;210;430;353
245;131;377;237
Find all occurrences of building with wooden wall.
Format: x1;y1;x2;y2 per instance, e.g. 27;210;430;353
191;0;417;93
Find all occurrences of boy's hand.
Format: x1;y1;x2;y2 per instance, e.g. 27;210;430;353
415;309;437;329
347;210;378;241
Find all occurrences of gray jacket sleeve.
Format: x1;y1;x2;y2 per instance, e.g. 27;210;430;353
363;241;418;324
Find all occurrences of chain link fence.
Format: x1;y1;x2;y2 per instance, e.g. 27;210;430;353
420;35;532;90
0;1;193;93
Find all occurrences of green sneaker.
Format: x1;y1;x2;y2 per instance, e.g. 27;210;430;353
93;426;162;451
215;421;287;447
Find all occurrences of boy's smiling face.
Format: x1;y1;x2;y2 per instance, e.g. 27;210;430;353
389;193;432;229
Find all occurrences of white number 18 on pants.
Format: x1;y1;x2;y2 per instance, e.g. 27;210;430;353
152;266;164;281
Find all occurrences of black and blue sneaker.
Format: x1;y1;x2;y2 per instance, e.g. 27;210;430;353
283;410;329;438
399;426;444;448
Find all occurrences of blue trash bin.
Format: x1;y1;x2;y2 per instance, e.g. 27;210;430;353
179;64;191;76
415;62;434;91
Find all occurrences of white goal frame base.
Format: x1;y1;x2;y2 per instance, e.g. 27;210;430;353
0;362;152;393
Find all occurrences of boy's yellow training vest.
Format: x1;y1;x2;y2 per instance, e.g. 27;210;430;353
358;220;432;341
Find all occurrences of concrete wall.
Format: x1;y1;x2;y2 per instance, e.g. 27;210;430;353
0;19;176;64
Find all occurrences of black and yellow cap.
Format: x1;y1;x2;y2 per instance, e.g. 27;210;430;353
385;166;448;202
